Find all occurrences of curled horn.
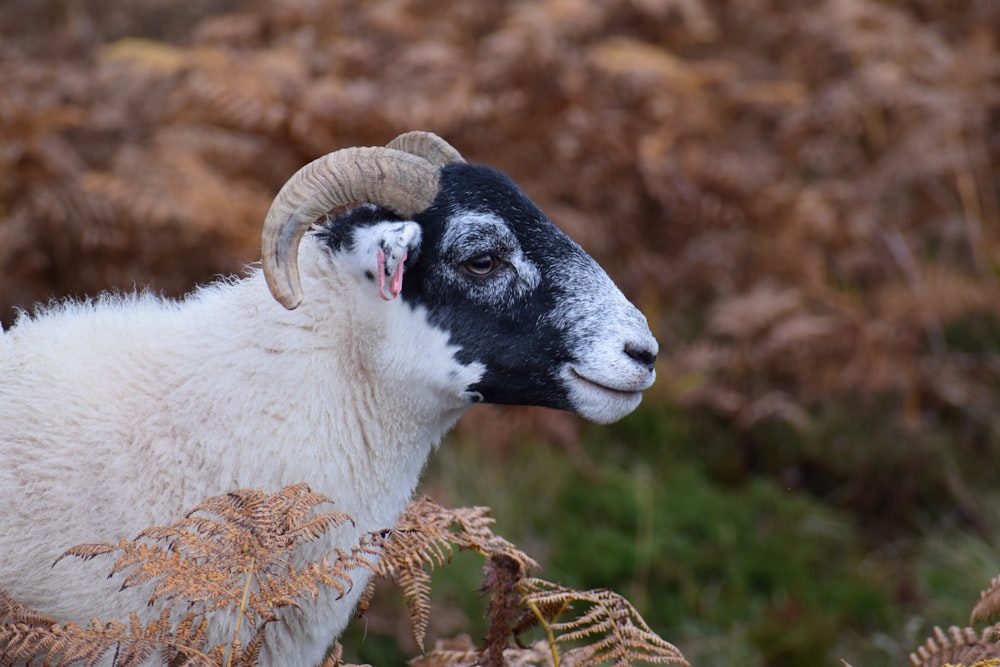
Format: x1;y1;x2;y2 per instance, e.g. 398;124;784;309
386;131;466;167
262;144;443;310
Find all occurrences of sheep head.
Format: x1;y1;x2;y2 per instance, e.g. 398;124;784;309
262;132;657;424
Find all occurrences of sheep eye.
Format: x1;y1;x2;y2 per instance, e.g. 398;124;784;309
462;254;500;277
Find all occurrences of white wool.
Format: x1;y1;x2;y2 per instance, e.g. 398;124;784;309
0;237;482;665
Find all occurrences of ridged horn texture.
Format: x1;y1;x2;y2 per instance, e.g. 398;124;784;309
386;130;467;167
262;144;446;310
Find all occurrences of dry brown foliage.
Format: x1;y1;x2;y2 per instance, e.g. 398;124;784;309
909;624;1000;667
412;559;686;667
974;576;1000;626
0;485;685;667
906;571;1000;667
358;496;539;652
1;0;997;436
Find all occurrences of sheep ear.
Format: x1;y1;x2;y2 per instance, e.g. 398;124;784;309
348;221;423;301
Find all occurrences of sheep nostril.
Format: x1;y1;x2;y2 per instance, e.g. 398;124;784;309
624;343;657;371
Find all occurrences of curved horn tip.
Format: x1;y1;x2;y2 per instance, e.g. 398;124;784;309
265;271;303;310
275;290;303;311
386;131;466;166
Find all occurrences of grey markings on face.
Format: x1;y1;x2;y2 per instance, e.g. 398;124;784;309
543;247;648;345
438;211;541;307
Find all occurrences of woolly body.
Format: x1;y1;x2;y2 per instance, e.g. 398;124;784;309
1;246;478;661
0;162;657;665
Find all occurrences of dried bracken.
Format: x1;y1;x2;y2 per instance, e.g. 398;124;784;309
59;484;357;622
365;498;685;667
0;609;216;667
907;571;1000;667
0;486;685;666
358;496;539;651
1;0;997;438
973;575;1000;627
5;484;359;666
409;575;689;667
515;579;686;667
909;624;1000;667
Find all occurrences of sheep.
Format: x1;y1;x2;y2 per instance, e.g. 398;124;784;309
0;132;658;665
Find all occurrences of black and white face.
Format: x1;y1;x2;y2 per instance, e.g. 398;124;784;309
317;163;658;424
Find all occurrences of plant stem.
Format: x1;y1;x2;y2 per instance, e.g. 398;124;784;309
226;557;256;667
525;598;560;667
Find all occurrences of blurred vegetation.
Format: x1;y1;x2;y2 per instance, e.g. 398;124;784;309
2;0;999;665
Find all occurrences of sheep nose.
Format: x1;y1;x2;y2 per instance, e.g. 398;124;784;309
624;342;657;371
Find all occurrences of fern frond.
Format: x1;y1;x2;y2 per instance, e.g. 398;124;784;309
115;610;169;666
0;589;56;626
390;496;540;573
402;562;434;650
322;640;345;667
354;576;380;620
0;610;215;667
59;484;360;630
909;624;1000;667
369;497;685;665
521;579;688;666
176;484;352;564
352;527;436;650
173;612;210;655
972;575;1000;625
9;486;350;666
110;541;236;610
369;497;540;650
55;542;122;564
229;623;269;667
410;635;480;666
29;487;685;666
251;554;358;613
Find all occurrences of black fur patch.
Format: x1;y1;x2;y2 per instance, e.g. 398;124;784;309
314;205;404;254
309;163;589;413
403;164;585;411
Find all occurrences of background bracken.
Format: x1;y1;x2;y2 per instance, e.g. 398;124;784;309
2;0;997;431
2;1;999;665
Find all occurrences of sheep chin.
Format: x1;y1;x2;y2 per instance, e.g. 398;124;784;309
559;364;650;424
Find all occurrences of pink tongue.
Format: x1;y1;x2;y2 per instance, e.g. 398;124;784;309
376;249;407;301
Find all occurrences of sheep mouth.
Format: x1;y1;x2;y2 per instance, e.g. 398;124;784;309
562;365;649;424
567;368;643;398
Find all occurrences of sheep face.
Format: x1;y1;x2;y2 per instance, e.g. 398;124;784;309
319;163;658;424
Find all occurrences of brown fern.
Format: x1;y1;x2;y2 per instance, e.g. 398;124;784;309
17;484;362;666
360;496;539;651
369;498;686;667
909;624;1000;667
0;590;56;627
908;570;1000;667
519;580;686;666
410;635;558;667
972;575;1000;626
60;483;356;626
0;609;215;667
4;487;686;667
